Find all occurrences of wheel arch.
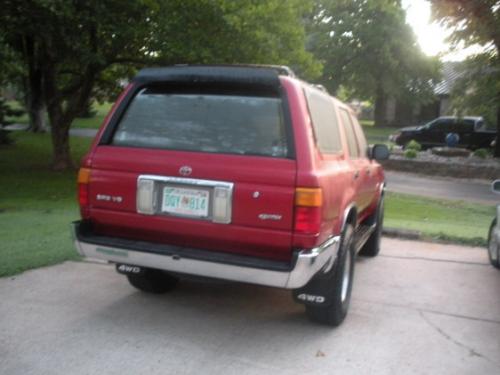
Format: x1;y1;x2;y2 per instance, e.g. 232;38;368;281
341;203;357;235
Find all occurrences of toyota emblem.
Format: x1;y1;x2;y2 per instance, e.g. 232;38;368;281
179;166;192;176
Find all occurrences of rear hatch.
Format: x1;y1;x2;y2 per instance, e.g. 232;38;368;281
88;77;297;261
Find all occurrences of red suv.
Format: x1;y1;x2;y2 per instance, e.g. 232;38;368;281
73;65;388;326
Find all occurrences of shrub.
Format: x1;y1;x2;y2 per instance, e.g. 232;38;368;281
405;140;422;152
473;148;489;159
0;97;22;145
0;129;13;145
404;149;417;159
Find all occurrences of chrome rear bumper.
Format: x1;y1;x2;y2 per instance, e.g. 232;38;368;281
72;222;340;289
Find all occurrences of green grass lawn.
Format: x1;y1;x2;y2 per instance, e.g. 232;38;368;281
385;192;494;246
359;120;396;144
6;101;112;129
0;132;92;277
363;126;395;144
0;131;493;277
72;102;112;129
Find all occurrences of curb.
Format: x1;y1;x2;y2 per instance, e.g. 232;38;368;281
382;227;486;248
380;158;500;180
382;227;421;240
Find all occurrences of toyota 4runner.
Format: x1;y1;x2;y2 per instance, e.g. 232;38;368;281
72;65;388;326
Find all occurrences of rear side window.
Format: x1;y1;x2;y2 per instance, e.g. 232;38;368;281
111;87;289;158
460;119;475;132
441;120;459;133
350;115;368;158
339;109;360;158
305;88;342;154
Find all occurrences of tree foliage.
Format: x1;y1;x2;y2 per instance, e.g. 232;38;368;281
430;0;500;154
430;0;500;50
450;55;499;126
0;0;320;169
308;0;439;126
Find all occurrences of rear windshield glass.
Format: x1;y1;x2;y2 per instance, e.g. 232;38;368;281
111;88;289;158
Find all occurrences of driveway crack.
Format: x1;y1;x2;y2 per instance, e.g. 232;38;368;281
418;310;499;367
354;298;500;325
379;254;488;266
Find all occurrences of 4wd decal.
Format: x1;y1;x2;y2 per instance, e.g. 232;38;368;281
296;293;326;304
116;264;143;275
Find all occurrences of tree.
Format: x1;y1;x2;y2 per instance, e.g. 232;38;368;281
307;0;439;126
430;0;500;155
449;55;499;127
0;0;320;170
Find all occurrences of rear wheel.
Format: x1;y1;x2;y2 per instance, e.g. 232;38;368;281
126;269;179;294
488;219;500;269
305;224;355;326
359;196;384;257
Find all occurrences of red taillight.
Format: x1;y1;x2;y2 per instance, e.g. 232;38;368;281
294;206;322;234
293;187;323;235
78;184;89;207
77;168;91;219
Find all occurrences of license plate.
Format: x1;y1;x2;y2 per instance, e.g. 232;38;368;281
162;186;209;217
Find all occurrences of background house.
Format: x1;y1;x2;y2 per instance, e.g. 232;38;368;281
374;61;464;126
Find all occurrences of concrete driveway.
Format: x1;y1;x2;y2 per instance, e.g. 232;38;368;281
1;238;499;375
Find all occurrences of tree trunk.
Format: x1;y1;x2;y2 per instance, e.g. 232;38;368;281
40;27;99;170
26;72;46;132
27;100;46;133
50;119;73;170
43;61;74;170
374;84;387;127
23;35;47;133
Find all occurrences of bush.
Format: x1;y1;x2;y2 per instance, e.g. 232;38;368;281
405;140;422;152
473;148;490;159
0;129;13;145
0;97;24;126
404;149;417;159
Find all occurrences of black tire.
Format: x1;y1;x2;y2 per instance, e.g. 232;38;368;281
487;219;500;269
127;269;179;294
305;224;355;326
359;196;384;257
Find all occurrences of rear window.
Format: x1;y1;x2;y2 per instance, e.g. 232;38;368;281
111;88;289;158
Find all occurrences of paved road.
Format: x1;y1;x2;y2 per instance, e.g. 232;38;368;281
385;170;497;204
4;124;99;138
1;238;499;375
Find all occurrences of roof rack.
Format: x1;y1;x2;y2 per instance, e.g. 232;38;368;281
173;64;296;77
135;65;287;88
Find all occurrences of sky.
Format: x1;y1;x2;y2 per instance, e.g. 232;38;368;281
402;0;484;61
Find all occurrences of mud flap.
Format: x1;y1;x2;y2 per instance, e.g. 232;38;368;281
292;267;336;307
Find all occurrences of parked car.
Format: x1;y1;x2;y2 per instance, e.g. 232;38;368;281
72;65;389;326
488;180;500;269
389;116;496;150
